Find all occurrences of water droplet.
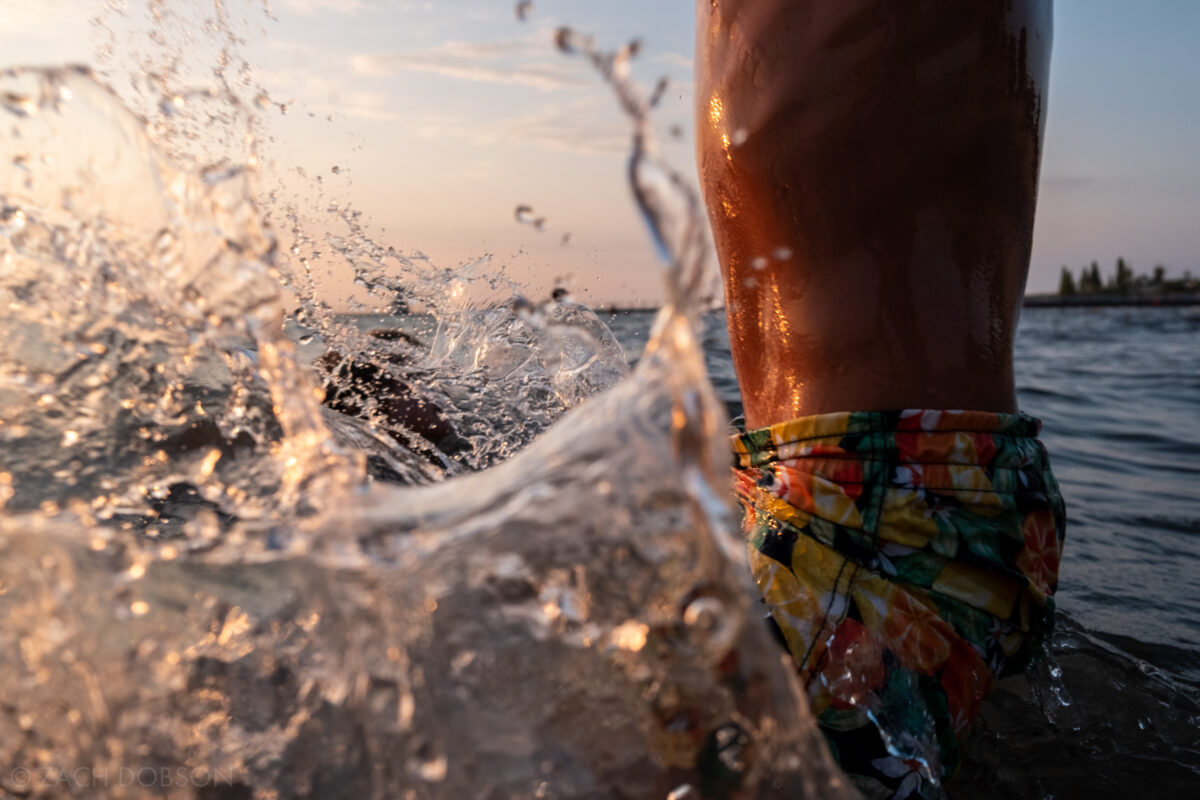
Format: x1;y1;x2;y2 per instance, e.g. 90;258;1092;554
731;128;749;146
412;749;448;782
2;93;37;117
683;596;723;629
649;77;670;107
554;26;578;53
0;205;26;235
200;163;244;185
773;246;793;261
514;204;546;231
611;620;649;651
699;723;751;782
331;165;340;174
159;94;185;116
750;256;768;271
199;448;222;478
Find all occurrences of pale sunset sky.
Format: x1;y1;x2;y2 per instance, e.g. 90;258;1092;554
4;0;1198;307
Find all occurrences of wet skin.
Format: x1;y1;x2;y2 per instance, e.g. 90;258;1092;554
696;0;1052;428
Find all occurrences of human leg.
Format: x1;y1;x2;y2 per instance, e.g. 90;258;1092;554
695;0;1052;427
695;2;1061;795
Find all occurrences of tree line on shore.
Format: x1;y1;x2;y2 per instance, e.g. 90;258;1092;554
1058;258;1195;296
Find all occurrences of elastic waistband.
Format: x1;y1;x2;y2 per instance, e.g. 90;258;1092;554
732;409;1045;470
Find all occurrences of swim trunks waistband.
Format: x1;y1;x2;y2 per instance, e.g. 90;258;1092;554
731;409;1065;799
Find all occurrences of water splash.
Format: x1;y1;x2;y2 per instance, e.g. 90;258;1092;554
0;66;349;529
552;26;718;318
0;16;856;800
91;0;274;173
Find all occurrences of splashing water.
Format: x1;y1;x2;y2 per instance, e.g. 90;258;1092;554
0;66;348;527
0;15;856;800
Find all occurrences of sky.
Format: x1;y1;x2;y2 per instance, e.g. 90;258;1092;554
3;0;1198;306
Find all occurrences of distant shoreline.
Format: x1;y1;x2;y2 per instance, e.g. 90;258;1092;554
1022;293;1200;308
597;295;1200;314
328;295;1200;318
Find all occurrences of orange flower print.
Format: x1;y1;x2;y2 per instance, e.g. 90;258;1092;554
895;432;927;464
1015;509;1060;598
939;638;994;733
970;432;997;466
897;409;942;431
825;456;864;500
770;465;864;529
854;578;954;675
820;619;886;708
881;588;954;675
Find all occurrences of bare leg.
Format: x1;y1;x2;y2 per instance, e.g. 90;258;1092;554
696;0;1051;428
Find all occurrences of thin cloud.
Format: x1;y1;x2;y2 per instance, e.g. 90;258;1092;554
5;0;93;33
261;65;401;120
353;55;586;91
408;99;629;157
492;98;628;154
654;52;693;70
280;0;413;15
1042;176;1096;191
327;91;402;122
351;33;588;91
282;0;368;14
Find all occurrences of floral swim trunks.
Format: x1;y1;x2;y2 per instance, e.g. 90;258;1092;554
731;409;1065;799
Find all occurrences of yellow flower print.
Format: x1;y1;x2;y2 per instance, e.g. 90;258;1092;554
878;489;941;547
